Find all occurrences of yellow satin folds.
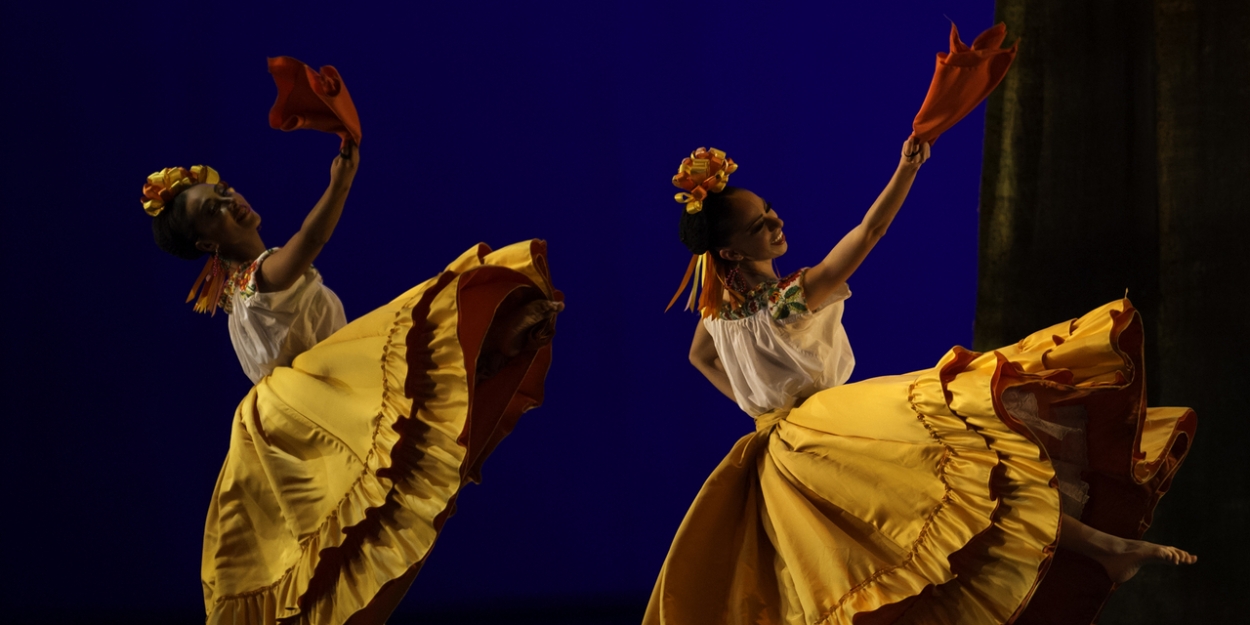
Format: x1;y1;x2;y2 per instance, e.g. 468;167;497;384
645;299;1194;624
202;241;558;625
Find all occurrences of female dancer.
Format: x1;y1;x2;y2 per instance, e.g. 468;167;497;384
145;143;563;624
646;141;1195;624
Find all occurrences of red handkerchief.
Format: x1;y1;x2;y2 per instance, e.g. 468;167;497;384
911;23;1017;144
268;56;362;147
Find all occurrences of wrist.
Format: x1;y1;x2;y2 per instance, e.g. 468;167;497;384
896;160;922;174
328;175;355;194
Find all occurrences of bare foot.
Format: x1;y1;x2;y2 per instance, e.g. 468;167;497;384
1097;539;1198;584
1059;514;1197;585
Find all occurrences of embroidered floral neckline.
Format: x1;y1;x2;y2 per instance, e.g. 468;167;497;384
718;269;810;322
218;248;278;314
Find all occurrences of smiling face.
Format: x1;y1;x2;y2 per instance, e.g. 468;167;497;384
182;182;261;254
716;189;787;263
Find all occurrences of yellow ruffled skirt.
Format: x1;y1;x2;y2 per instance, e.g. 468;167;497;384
202;240;560;625
645;299;1194;625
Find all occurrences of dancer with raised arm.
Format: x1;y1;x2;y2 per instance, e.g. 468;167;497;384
145;60;562;625
644;140;1195;624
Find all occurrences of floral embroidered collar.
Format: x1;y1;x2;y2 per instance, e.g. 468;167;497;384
718;269;810;322
218;248;278;314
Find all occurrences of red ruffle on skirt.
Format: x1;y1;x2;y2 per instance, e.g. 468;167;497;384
644;299;1194;625
202;241;559;624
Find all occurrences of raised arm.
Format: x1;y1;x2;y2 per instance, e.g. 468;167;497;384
803;137;930;306
256;143;361;292
690;321;736;402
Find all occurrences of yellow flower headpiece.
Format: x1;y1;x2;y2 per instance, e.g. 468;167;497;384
142;164;229;316
672;147;738;214
141;165;221;216
666;147;741;318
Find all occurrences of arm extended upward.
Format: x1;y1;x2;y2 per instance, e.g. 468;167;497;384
257;143;361;292
803;137;930;306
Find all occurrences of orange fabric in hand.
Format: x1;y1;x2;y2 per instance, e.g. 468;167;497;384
268;56;362;147
911;23;1017;144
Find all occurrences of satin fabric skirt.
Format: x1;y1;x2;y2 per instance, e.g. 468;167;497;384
645;299;1194;625
201;241;560;625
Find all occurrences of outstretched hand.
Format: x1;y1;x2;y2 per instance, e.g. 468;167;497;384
330;141;360;188
901;137;931;168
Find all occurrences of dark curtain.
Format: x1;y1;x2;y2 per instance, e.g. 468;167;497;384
977;0;1249;622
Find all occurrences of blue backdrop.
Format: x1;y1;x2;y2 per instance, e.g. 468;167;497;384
1;0;995;619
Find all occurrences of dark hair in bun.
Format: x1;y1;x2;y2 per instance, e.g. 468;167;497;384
678;186;741;256
151;192;204;260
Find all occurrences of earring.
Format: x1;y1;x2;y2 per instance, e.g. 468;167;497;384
725;265;749;294
187;247;229;316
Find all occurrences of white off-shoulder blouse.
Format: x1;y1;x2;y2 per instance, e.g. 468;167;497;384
222;249;347;383
703;269;855;417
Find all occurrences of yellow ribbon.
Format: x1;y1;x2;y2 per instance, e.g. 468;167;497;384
689;252;708;311
664;147;741;316
666;249;732;318
665;251;712;314
666;253;700;312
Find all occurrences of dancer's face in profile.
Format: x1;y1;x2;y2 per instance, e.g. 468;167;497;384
183;182;262;253
717;189;787;263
